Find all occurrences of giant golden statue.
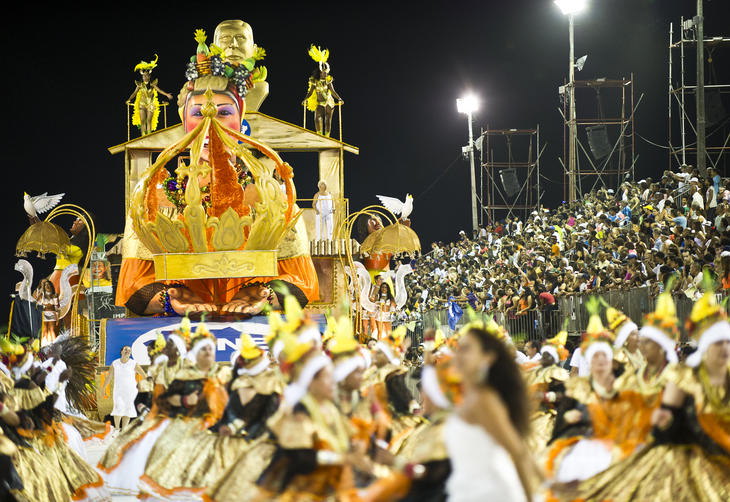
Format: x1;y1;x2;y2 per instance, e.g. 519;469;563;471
213;20;269;112
116;29;317;317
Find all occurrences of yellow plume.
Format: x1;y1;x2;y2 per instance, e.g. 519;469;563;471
655;290;678;319
280;332;312;364
390;325;408;347
148;331;166;355
546;329;567;348
308;44;330;63
328;317;359;356
283;295;304;333
134;54;159;72
238;333;264;360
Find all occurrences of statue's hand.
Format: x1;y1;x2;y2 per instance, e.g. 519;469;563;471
221;284;272;315
167;287;217;315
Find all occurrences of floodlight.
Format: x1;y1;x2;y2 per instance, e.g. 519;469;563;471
456;95;479;115
554;0;587;16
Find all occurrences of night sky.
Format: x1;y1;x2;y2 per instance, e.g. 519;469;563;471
3;1;728;321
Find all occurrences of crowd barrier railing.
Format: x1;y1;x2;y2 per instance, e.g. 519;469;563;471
399;288;730;342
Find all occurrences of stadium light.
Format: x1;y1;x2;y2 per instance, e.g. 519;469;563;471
554;0;587;16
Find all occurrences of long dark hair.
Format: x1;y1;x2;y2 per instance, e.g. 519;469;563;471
467;327;530;436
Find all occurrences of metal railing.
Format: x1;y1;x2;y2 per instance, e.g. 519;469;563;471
400;287;730;342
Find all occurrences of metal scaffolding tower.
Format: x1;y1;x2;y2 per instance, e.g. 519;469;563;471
479;127;541;224
669;18;730;174
560;76;636;200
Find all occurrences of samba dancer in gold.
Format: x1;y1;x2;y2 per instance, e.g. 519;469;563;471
571;289;730;502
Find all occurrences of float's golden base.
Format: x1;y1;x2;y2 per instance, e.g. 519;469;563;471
153;250;278;280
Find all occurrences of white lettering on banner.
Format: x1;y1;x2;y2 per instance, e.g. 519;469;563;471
218;338;238;351
127;321;273;365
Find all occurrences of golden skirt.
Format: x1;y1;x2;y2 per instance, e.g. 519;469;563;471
97;414;166;472
528;410;557;455
204;437;277;502
566;443;730;502
12;445;73;502
140;417;251;497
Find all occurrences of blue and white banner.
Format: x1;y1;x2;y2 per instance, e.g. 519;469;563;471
103;315;327;366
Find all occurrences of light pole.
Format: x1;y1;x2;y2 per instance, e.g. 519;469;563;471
457;94;479;233
555;0;587;203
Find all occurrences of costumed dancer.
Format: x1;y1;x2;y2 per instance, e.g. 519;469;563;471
545;298;654;490
444;319;541;502
115;29;318;317
303;45;343;137
254;333;367;500
604;302;645;373
41;335;111;459
97;326;188;496
358;347;458;502
0;341;110;501
33;278;59;345
137;323;247;500
523;328;570;454
570;285;730;502
135;332;168;417
127;55;173;136
106;345;146;432
204;332;284;502
374;282;397;340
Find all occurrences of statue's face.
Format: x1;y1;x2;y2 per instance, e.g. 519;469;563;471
184;92;242;161
214;22;255;64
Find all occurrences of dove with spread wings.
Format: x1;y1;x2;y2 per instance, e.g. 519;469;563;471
376;194;413;221
23;192;64;222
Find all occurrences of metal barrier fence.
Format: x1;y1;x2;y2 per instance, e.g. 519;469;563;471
400;288;730;343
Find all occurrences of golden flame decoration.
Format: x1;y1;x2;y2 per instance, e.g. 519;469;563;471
130;89;300;274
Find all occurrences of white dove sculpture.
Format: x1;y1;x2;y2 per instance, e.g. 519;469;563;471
23;192;64;220
376;194;413;220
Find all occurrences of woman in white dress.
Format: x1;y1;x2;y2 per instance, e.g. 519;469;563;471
107;345;146;431
447;326;542;501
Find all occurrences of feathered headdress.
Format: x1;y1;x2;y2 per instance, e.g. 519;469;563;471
234;332;265;362
134;54;159;73
601;300;638;349
639;288;679;363
541;321;570;363
326;317;360;358
685;271;730;367
308;44;330;71
187;318;216;361
581;297;615;367
149;331;167;357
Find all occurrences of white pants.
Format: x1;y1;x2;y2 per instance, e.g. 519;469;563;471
316;212;334;240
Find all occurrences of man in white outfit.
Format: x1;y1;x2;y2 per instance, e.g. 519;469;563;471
313;180;334;240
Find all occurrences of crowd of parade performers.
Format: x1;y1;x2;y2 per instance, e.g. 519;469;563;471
1;286;729;501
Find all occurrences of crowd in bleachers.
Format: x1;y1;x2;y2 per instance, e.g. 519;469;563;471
404;165;730;321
